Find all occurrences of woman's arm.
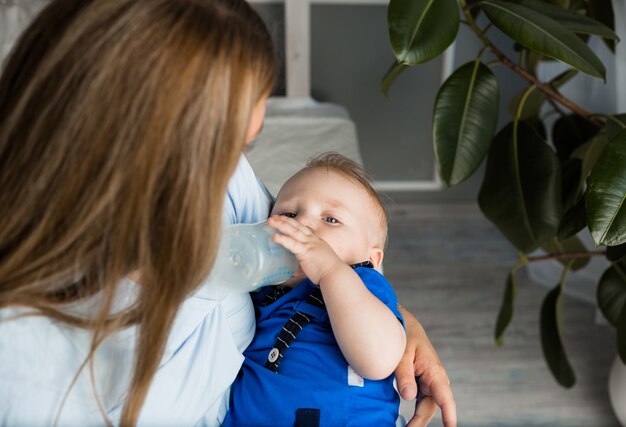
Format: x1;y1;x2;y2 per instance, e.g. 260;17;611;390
223;155;274;226
396;306;457;427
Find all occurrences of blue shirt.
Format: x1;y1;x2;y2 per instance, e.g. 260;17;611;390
223;267;404;427
0;156;272;426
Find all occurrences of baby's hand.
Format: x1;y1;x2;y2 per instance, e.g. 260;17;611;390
268;215;344;285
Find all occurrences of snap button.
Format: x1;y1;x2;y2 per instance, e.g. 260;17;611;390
268;347;280;363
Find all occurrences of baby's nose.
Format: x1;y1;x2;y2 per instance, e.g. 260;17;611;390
296;215;317;232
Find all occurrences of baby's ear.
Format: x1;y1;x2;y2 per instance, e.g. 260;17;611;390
368;247;384;270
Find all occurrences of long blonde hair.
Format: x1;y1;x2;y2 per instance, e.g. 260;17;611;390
0;0;276;424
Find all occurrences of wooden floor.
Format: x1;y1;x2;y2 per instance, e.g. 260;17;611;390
383;199;620;427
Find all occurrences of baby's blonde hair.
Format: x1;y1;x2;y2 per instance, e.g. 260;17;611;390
303;152;388;248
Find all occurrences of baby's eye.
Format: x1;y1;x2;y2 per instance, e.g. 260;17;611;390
280;212;296;218
322;216;339;224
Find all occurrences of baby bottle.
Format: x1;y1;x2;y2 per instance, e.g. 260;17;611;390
207;221;299;293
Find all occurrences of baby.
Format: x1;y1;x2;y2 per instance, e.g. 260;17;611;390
223;152;406;426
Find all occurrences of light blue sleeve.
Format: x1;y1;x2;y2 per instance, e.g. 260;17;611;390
0;278;255;427
147;158;272;423
222;155;273;227
129;158;267;426
0;155;269;427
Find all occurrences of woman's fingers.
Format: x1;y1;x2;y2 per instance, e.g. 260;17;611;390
394;307;457;427
427;373;457;427
394;350;418;400
405;396;437;427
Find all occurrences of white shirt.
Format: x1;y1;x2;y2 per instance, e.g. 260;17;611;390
0;155;273;426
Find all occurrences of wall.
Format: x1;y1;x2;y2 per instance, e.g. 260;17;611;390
253;2;624;202
2;1;622;202
252;3;532;201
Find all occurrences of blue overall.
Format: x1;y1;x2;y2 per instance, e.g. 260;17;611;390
222;266;404;427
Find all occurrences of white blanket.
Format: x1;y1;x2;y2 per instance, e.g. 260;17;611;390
246;97;362;196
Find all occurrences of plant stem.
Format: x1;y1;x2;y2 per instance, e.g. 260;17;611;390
559;260;574;289
595;114;626;129
485;41;604;127
460;0;491;46
459;2;605;128
527;250;605;262
547;97;566;117
479;23;493;38
465;1;482;12
613;263;626;282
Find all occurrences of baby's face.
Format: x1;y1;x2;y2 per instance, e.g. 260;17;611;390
271;167;383;267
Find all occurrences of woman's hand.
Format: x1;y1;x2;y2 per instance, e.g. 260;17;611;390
396;306;457;427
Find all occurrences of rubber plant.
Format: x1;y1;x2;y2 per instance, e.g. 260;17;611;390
382;0;625;388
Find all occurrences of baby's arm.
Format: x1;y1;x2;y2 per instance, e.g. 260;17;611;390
268;215;406;380
316;260;406;380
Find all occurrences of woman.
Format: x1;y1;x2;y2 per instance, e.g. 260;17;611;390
0;0;455;425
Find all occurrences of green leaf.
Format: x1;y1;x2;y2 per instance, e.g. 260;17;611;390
540;284;576;387
570;132;607;187
571;0;587;10
586;129;626;246
547;69;578;103
541;236;589;271
587;0;617;52
479;121;562;253
495;270;516;345
597;263;626;326
618;306;626;364
466;0;482;20
526;50;544;76
520;0;619;40
557;195;586;241
523;117;547;140
508;86;542;121
507;70;577;120
481;0;606;79
549;0;570;8
552;114;601;164
380;62;409;96
606;114;626;143
607;244;626;263
387;0;459;65
433;60;499;186
560;158;582;212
